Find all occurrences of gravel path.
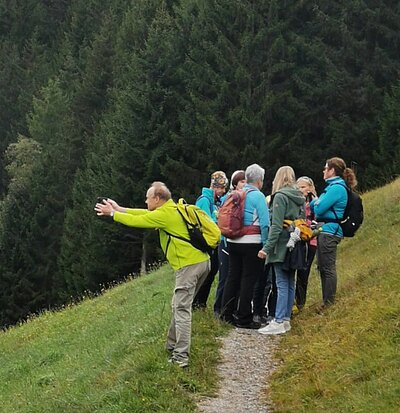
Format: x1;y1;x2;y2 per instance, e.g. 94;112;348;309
197;327;281;413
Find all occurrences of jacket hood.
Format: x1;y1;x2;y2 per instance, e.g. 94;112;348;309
201;187;214;199
277;186;305;206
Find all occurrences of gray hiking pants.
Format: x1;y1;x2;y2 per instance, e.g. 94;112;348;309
166;259;210;363
317;232;342;306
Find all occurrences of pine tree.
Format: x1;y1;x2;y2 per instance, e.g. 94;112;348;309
0;79;80;325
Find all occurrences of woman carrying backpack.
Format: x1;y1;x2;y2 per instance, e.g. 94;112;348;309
220;164;269;329
310;157;358;308
213;170;246;317
257;166;305;335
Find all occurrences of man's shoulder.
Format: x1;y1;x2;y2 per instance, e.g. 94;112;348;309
156;199;177;214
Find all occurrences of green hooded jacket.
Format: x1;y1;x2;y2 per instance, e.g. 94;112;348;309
263;186;306;263
113;199;209;271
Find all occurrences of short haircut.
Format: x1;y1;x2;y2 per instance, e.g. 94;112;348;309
230;170;246;190
245;163;265;184
150;181;171;200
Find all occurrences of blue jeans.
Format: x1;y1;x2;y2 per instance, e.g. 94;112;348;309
273;262;296;322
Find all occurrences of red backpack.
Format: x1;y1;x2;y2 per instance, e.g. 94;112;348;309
217;189;259;238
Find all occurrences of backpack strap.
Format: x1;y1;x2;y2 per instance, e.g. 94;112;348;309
162;206;192;257
319;182;350;237
321;182;350;223
243;187;259;227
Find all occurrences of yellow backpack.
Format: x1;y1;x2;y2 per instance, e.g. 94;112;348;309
283;219;314;242
169;199;221;253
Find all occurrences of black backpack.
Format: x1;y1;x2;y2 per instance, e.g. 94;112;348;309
324;184;364;237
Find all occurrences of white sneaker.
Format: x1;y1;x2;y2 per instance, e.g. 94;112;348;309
283;320;291;332
258;320;286;335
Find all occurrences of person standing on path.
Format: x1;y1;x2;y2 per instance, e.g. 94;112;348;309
258;166;305;335
192;171;228;309
294;176;318;311
95;181;210;368
310;157;357;307
214;170;246;317
221;164;269;329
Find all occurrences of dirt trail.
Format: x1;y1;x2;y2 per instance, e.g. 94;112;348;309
197;328;281;413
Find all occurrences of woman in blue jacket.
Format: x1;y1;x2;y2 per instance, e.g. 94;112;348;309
310;157;358;307
221;164;269;329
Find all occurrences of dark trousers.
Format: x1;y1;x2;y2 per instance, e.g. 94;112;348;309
192;248;219;308
253;263;270;317
266;265;277;317
214;241;229;314
317;233;341;306
256;264;277;318
221;242;264;325
295;244;317;309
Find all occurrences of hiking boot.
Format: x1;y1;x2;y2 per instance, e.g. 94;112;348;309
283;320;291;332
253;314;268;325
257;320;286;335
168;357;189;368
235;320;261;329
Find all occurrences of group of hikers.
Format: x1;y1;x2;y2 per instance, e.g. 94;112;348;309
95;156;359;368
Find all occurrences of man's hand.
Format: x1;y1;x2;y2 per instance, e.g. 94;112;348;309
106;198;124;212
95;199;115;216
258;250;267;260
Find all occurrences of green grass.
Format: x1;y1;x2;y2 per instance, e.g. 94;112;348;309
2;179;399;412
0;268;228;412
269;178;400;412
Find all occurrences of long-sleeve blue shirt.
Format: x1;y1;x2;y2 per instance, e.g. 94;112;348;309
228;183;269;244
196;188;218;222
311;176;348;237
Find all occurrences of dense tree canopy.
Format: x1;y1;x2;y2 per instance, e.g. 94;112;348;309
0;0;399;326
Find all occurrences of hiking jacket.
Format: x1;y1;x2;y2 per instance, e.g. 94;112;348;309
228;183;270;245
310;176;348;238
262;186;306;263
196;188;218;222
113;199;209;271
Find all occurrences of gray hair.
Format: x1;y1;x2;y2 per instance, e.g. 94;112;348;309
150;181;171;201
245;163;265;184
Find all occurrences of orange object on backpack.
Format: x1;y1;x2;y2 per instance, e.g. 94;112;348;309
283;219;314;242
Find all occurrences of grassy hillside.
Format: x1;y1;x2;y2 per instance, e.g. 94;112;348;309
1;179;399;413
269;178;400;412
0;268;227;412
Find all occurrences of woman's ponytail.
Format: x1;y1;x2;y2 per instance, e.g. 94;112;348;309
343;168;357;189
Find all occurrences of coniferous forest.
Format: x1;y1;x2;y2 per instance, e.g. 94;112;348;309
0;0;399;327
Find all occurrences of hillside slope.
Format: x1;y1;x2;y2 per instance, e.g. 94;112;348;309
1;179;399;413
0;267;227;412
270;178;400;412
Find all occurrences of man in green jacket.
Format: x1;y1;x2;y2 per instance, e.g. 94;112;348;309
95;181;210;368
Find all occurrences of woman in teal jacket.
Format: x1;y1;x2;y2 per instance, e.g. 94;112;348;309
192;171;228;309
310;157;358;307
